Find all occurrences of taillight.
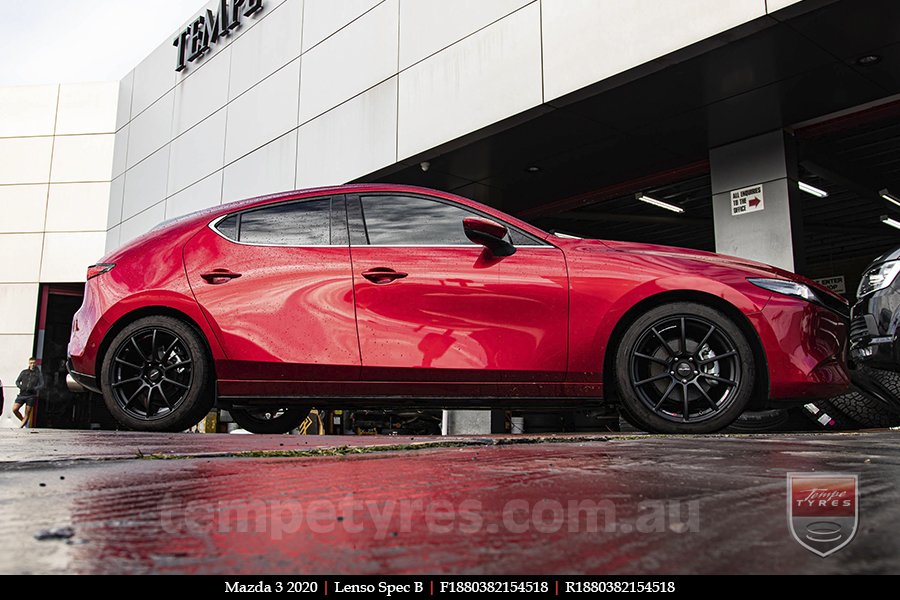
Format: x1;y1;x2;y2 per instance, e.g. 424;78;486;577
86;263;115;280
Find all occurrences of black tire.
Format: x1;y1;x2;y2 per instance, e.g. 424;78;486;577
829;391;900;428
617;407;646;433
100;316;214;432
819;365;900;429
851;365;900;426
725;408;791;433
615;302;755;433
230;407;311;434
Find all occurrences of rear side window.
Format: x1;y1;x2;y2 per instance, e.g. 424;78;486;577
217;214;238;240
215;197;345;245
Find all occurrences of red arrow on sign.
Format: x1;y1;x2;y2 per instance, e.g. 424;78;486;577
748;197;761;208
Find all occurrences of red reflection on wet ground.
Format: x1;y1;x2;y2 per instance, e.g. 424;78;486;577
53;434;900;575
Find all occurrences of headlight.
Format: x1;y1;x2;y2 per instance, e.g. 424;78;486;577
748;278;817;302
857;260;900;297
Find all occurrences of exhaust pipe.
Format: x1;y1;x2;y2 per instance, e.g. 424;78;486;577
66;373;86;393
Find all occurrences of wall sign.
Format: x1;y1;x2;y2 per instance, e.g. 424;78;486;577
814;275;846;295
173;0;264;72
730;184;765;216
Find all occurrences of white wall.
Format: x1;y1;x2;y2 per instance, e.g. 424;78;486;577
0;82;117;427
109;0;787;249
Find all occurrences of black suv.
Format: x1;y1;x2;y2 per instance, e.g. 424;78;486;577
850;245;900;370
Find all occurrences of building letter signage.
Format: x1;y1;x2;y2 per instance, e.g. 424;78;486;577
173;0;264;72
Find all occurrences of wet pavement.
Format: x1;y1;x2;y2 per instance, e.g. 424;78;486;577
1;429;898;574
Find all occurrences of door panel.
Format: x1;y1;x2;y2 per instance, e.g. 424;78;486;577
495;247;569;384
183;199;359;389
351;246;508;382
348;193;569;390
351;246;569;385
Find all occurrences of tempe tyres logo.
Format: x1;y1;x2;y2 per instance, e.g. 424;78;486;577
787;473;858;557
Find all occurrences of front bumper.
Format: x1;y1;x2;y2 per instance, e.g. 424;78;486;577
849;291;900;371
751;294;850;401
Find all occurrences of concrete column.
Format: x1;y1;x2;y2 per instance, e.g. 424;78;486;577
710;131;805;273
441;410;505;435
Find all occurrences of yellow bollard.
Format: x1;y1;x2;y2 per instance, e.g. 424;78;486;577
200;410;218;433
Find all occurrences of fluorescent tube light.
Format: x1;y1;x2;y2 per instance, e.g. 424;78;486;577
880;215;900;230
636;194;684;213
798;181;828;198
880;189;900;208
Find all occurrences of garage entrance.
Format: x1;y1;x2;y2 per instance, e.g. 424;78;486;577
33;284;114;429
503;95;900;308
795;98;900;301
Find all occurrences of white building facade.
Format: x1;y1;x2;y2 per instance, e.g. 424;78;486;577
0;83;118;426
108;0;804;249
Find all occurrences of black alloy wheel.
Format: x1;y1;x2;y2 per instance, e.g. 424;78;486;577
616;302;755;433
101;316;213;432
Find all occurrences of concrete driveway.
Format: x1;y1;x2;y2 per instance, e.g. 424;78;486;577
1;429;897;574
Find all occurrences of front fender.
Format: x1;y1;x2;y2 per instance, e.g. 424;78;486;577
568;272;771;382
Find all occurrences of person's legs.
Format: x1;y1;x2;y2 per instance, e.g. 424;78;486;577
12;402;23;422
20;404;32;428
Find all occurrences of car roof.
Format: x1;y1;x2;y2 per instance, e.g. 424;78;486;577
159;183;550;240
216;183;470;213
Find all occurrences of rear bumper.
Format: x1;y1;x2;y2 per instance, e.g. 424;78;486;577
67;358;100;394
67;277;107;381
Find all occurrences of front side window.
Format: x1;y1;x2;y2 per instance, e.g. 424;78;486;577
216;197;342;246
360;195;475;246
354;195;546;247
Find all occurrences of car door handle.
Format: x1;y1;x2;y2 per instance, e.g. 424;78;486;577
362;268;408;284
201;269;242;283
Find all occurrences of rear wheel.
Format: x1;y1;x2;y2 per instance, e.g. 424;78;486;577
615;302;755;433
230;407;311;434
100;316;213;432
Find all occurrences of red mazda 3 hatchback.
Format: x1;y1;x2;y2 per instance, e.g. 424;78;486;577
68;184;849;434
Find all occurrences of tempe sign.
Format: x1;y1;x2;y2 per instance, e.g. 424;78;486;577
173;0;264;72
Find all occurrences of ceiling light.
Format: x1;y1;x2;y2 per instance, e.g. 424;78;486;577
525;166;541;173
879;189;900;208
636;193;684;213
881;215;900;230
798;181;828;198
856;54;882;66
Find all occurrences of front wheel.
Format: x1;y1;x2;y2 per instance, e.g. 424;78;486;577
230;407;311;434
615;302;755;434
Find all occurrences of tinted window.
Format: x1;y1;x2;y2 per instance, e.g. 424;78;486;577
360;195;476;245
236;198;332;245
330;196;349;245
216;214;238;240
356;195;546;247
509;228;545;247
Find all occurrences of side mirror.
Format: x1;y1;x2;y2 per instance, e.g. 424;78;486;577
463;217;516;257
